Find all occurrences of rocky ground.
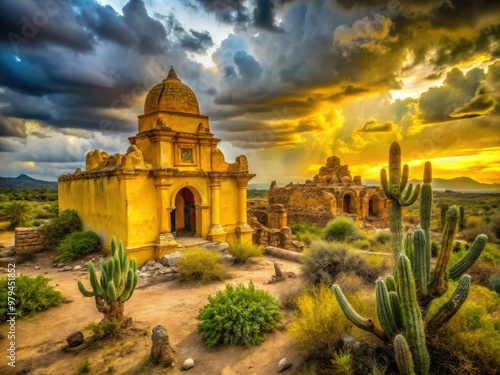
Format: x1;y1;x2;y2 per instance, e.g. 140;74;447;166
0;234;306;375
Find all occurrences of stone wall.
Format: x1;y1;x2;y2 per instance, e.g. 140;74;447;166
15;227;49;252
248;216;304;252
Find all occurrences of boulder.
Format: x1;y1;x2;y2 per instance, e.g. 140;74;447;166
151;325;175;367
183;358;194;370
278;358;292;372
66;331;84;347
162;251;183;267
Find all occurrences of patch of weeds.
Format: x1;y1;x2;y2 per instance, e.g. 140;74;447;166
140;355;152;372
77;359;90;374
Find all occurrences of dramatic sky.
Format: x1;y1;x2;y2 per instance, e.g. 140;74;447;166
1;0;499;185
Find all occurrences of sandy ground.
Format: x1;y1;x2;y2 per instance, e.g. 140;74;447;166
0;233;306;375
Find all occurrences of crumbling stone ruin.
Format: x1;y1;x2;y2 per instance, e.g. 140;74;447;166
266;156;390;229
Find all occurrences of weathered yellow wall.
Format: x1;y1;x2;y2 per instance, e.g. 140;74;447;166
58;175;128;249
219;180;239;226
125;174;158;247
138;111;209;134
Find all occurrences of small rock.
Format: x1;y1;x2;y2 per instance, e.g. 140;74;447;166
202;242;229;251
57;263;65;268
151;263;164;270
278;358;292;372
139;272;151;278
220;252;236;265
163;251;183;267
91;258;95;261
183;358;194;370
73;265;82;271
66;331;84;347
144;259;157;269
34;266;40;270
60;266;72;272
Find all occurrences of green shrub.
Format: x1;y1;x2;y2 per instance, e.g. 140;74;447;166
77;359;90;374
197;282;282;347
0;275;64;321
352;239;370;250
32;220;42;227
322;217;362;242
54;231;101;262
331;349;355;375
289;285;354;358
4;201;34;229
302;241;379;285
490;276;500;293
178;249;226;282
375;231;392;245
42;209;82;248
84;318;121;339
227;243;264;263
291;223;322;245
453;241;465;253
431;240;439;257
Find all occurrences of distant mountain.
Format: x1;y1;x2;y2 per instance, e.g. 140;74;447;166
252;177;500;192
0;174;58;190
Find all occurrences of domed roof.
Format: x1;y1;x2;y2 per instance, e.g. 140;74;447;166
144;68;200;115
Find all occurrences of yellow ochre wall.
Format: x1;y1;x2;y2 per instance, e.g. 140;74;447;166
58;175;128;250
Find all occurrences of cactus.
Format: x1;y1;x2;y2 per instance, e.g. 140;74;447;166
381;142;420;257
385;275;396;293
376;279;399;339
458;206;466;231
412;227;428;296
389;291;403;330
394;334;416;375
426;275;471;332
419;162;432;279
78;238;138;323
332;285;387;341
449;234;487;280
440;203;449;230
395;253;430;375
404;229;414;267
427;206;459;299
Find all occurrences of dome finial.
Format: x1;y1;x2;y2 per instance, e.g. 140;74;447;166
166;66;179;81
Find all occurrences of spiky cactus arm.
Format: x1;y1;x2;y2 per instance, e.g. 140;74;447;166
390;203;405;256
394;334;416;375
376;279;400;339
420;162;432;279
405;230;415;267
428;206;459;299
440;204;449;231
332;285;388;342
389;291;403;330
426;275;470;332
395;254;430;375
385;275;396;293
449;234;487;280
413;227;428;296
458;206;466;231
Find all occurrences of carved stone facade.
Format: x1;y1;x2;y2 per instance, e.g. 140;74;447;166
267;156;390;228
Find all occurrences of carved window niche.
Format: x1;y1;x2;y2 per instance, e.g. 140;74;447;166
175;145;197;166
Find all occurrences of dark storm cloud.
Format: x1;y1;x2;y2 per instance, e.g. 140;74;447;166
193;0;250;25
253;0;282;31
448;92;497;118
356;119;397;133
0;139;19;153
233;51;263;80
160;12;214;53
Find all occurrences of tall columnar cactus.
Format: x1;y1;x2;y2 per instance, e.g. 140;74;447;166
78;238;138;323
380;142;420;257
440;203;449;230
395;253;430;375
458;206;466;231
332;142;488;375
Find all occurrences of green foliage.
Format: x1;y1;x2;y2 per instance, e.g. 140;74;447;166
227;243;264;263
331;349;355;375
352;239;371;250
84;318;121;339
77;359;90;374
197;282;282;347
490;276;500;293
4;201;34;229
431;241;439;258
289;285;355;357
0;275;64;322
291;222;322;245
375;231;392;245
0;193;9;202
32;220;42;227
54;231;101;263
322;217;362;242
177;249;226;282
42;209;82;248
303;241;380;285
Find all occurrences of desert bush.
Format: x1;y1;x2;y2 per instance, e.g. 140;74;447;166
54;231;101;262
302;241;379;285
42;209;82;248
197;282;282;347
490;276;500;293
0;275;64;321
4;201;34;229
77;359;91;374
278;283;304;310
84;319;121;339
375;231;391;245
227;243;264;263
32;220;42;227
352;239;370;250
453;241;465;253
331;349;355;375
291;223;322;245
431;240;439;257
178;249;226;282
426;283;500;373
289;285;361;358
322;217;362;243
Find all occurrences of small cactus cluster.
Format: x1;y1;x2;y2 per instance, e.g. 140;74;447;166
78;238;138;322
332;142;487;375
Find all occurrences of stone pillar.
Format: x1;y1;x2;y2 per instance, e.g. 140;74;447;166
153;170;177;235
208;173;226;242
236;177;253;244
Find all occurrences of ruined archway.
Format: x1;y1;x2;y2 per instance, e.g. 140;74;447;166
343;194;352;214
172;187;199;235
369;194;383;217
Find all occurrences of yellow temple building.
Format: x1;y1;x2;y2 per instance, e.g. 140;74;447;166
58;68;255;266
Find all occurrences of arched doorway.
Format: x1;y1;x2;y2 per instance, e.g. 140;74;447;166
343;194;352;213
369;195;382;217
173;187;196;234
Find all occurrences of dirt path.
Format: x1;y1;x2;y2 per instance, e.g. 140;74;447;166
0;252;306;375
